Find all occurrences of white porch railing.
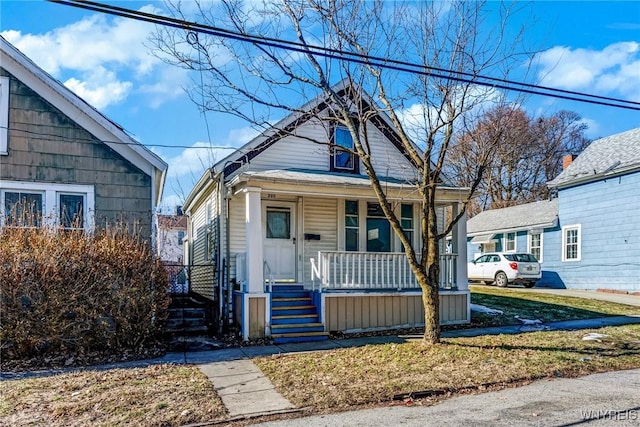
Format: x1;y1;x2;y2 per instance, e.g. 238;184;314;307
310;251;458;291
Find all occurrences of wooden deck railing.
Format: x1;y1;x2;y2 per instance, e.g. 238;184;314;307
310;251;458;291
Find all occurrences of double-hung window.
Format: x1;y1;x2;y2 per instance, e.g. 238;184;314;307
331;126;358;173
505;232;516;252
529;231;542;262
562;224;581;261
400;203;413;250
345;200;359;251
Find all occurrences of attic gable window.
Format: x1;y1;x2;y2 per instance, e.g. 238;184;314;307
0;76;8;155
331;126;359;173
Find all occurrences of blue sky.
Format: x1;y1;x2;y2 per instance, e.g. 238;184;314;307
1;1;639;210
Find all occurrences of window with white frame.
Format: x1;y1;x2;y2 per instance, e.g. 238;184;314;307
3;191;43;226
562;224;581;261
505;232;516;252
345;200;359;251
0;181;94;229
0;76;9;155
400;203;413;250
529;231;542;262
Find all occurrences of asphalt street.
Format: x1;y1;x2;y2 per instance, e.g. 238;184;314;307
253;369;640;427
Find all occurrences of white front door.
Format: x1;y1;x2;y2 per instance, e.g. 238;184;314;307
262;201;297;281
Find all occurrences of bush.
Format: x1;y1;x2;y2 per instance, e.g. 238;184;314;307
0;225;170;361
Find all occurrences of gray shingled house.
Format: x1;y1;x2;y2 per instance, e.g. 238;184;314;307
0;36;167;242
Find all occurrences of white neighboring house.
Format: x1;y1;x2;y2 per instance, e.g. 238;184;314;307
157;213;187;264
157;213;188;294
182;82;471;342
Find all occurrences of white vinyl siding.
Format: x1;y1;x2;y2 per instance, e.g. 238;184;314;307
302;197;338;286
228;118;417;182
228;196;247;282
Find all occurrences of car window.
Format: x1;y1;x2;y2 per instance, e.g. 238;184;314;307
490;255;500;262
504;254;516;262
475;255;488;263
517;253;537;262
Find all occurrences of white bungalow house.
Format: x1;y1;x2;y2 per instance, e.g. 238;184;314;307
182;83;470;342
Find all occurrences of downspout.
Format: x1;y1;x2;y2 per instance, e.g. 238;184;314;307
221;165;232;332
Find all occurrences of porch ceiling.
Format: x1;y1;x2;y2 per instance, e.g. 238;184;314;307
229;169;468;203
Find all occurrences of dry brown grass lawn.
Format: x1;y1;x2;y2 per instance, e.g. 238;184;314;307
1;364;227;427
255;325;640;411
469;285;640;327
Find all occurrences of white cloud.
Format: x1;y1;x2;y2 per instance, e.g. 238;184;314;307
1;6;188;110
534;42;640;101
166;142;237;179
63;68;132;109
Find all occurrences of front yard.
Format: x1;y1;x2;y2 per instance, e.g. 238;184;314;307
2;288;639;426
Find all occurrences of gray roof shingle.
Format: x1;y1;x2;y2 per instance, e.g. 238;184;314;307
548;127;640;188
467;199;558;234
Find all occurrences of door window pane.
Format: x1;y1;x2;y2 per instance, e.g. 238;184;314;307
266;208;290;239
59;194;84;229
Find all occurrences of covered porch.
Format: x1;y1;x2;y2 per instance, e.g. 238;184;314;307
228;169;470;340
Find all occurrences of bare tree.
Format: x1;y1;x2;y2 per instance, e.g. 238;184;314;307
447;107;590;216
151;0;532;343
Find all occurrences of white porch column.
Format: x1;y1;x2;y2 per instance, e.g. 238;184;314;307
244;187;263;293
452;203;468;290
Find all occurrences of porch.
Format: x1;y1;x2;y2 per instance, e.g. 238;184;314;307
308;251;460;291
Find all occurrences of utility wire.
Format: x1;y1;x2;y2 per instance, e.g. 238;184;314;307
47;0;640;111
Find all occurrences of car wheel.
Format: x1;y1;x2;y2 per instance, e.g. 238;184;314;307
523;281;536;288
494;272;508;287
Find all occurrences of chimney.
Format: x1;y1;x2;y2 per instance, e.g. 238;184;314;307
562;154;576;170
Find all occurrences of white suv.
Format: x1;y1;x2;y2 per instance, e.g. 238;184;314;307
468;252;541;288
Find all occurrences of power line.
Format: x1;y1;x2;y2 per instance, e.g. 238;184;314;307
3;125;238;150
48;0;640;111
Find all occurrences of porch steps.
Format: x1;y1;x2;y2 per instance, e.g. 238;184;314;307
270;284;328;344
166;295;220;352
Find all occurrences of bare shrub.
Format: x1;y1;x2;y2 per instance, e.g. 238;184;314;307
0;224;170;361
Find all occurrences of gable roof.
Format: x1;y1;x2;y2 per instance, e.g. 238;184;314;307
212;80;423;180
467;199;558;235
548;127;640;189
0;36;168;206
